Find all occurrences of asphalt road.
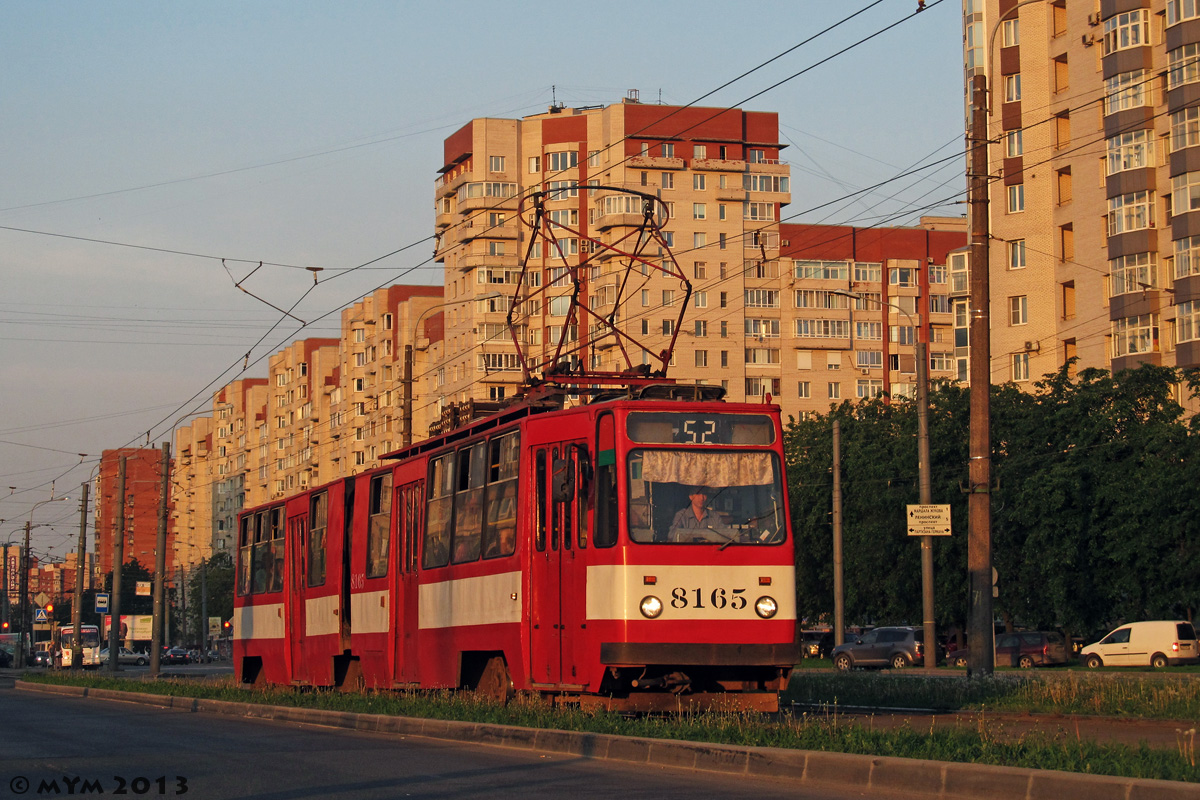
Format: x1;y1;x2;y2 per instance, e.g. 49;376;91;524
0;683;923;800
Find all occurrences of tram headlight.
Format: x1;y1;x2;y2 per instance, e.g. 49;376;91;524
639;595;664;619
754;596;778;619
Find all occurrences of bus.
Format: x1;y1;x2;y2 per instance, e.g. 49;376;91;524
58;624;101;668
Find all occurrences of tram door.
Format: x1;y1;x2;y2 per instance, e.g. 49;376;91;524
529;442;588;687
286;509;309;684
393;480;423;684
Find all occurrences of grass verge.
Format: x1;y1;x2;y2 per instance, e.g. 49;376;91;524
784;670;1200;720
19;671;1200;783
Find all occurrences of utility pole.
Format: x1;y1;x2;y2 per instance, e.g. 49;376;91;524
18;521;30;668
150;442;169;677
967;73;995;677
107;456;127;675
71;482;89;671
403;344;414;448
200;558;208;656
916;334;935;669
831;418;844;648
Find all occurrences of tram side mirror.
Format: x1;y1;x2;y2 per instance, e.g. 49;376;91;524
552;458;575;503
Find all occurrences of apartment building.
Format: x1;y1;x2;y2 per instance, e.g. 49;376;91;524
265;338;340;501
95;447;174;577
432;98;967;423
333;285;443;473
965;0;1200;385
172;415;214;562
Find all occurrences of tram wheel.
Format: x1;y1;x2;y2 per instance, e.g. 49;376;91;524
476;656;514;704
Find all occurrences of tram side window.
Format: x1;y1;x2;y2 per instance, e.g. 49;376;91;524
423;454;453;569
595;413;617;547
366;473;392;578
308;491;328;587
237;515;253;596
452;442;487;563
483;432;519;559
250;508;285;594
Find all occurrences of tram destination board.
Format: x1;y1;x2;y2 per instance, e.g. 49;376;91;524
906;504;951;536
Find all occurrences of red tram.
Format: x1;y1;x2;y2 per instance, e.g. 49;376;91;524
233;386;801;710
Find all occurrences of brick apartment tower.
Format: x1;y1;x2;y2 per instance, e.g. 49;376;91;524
964;0;1200;387
96;447;173;579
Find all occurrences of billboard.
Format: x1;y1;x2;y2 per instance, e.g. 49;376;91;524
101;614;153;642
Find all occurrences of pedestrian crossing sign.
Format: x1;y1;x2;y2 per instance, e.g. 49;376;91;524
34;608;48;623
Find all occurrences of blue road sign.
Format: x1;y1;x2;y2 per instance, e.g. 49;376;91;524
95;593;110;613
34;608;48;623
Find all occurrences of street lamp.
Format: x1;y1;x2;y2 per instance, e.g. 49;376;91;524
402;292;503;447
832;289;935;669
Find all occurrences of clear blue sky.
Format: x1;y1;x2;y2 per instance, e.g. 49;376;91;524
0;0;964;558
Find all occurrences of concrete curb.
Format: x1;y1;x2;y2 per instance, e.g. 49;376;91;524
16;680;1199;799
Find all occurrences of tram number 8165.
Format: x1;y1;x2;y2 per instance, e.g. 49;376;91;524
670;586;747;610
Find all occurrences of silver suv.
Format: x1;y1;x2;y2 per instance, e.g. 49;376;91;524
831;626;924;670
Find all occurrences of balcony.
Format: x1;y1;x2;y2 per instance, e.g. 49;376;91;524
435;171;470;200
628;155;685;170
692;158;745;172
459;221;520;242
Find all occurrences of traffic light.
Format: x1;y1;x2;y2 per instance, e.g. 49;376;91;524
1;621;8;630
45;604;54;614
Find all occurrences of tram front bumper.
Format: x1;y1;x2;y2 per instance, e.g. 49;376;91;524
600;642;802;667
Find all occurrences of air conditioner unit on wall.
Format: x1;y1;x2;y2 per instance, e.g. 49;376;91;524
1024;340;1040;352
1087;12;1101;26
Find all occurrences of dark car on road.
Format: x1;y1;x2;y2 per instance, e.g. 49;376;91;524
831;626;925;670
162;647;191;665
947;630;1070;668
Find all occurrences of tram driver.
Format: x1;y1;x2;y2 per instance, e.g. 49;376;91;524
668;486;735;543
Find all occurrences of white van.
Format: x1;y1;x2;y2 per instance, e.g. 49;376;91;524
1081;620;1199;668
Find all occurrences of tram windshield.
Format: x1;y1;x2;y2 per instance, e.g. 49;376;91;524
627;449;786;545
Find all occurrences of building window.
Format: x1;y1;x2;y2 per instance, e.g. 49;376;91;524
1105;69;1148;114
662;289;675;307
693;203;706;220
1171;107;1200;152
853;262;882;282
1173;172;1200;216
693;144;707;160
1107;130;1154;175
1004;73;1022;102
1176;235;1200;278
695;350;708;367
1109;252;1158;296
547;151;578;171
1012;352;1030;382
744;289;779;308
1177;300;1200;343
1108;191;1155;235
1008;238;1026;269
1001;18;1019;47
661;172;674;190
855;321;882;340
528;156;540;173
856;350;883;369
693;174;706;191
795;319;850;338
794;260;850;281
1112;314;1159;356
828;382;841;400
694;291;707;308
1009;296;1028;325
695;320;707;337
1005;129;1023;157
889;267;916;287
1007;184;1025;213
745;318;781;338
693;232;707;249
1168;0;1200;25
1169;43;1200;89
797;381;811;398
1103;9;1149;55
856;379;884;399
489;156;506;172
744;202;775;221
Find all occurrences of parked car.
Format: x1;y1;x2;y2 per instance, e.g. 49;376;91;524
831;626;925;670
99;647;149;666
996;631;1070;668
1081;621;1199;669
162;647;191;665
799;630;827;658
32;650;52;667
